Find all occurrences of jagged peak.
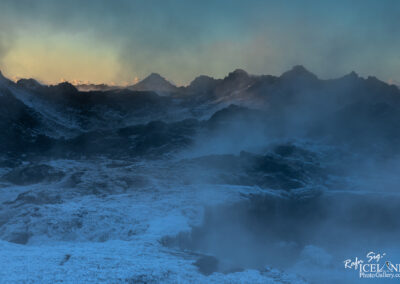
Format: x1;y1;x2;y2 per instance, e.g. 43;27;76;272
187;75;218;93
280;65;318;81
17;78;42;89
231;68;248;76
192;74;214;81
52;81;78;93
365;76;392;89
189;75;216;85
348;71;359;77
130;72;177;92
226;69;249;79
341;71;359;80
366;75;380;82
137;72;174;85
146;73;164;79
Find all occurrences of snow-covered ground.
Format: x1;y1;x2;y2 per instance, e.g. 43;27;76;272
1;149;399;283
0;158;312;283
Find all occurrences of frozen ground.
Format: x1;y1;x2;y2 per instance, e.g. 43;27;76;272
1;156;398;283
0;158;312;283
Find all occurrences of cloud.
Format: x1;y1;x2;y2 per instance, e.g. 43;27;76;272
0;0;399;84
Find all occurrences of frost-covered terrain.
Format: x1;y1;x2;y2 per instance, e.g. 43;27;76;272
1;67;400;283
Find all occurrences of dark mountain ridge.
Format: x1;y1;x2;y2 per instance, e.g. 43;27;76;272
128;73;179;93
1;66;399;159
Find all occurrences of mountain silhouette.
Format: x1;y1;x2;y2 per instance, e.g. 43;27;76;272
280;65;318;82
129;73;178;93
0;65;399;158
0;70;13;87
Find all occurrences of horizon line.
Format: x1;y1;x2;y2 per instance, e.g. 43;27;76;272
1;65;399;88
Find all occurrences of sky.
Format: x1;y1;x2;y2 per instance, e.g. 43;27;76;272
0;0;399;86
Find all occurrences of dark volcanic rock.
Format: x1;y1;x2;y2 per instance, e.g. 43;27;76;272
194;255;219;275
0;66;400;159
16;78;42;90
129;73;178;93
8;232;32;245
3;164;65;185
180;145;323;190
207;104;265;128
